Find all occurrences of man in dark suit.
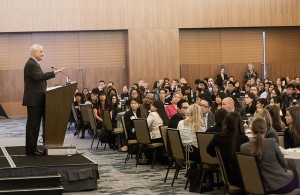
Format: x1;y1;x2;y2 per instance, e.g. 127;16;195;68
199;96;215;130
23;44;65;156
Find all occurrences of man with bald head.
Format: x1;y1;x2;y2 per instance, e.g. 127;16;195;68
222;97;235;112
222;97;248;120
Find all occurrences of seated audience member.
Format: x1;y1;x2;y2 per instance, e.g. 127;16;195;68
270;96;287;122
270;87;281;98
165;92;182;118
257;82;265;96
171;79;178;93
108;94;119;128
234;81;241;92
93;91;115;148
199;96;215;130
159;88;171;106
125;88;142;107
72;92;84;137
84;92;98;105
164;86;173;103
284;106;300;149
140;92;155;119
256;98;268;109
206;108;227;133
168;99;189;129
177;104;205;162
212;92;226;111
210;84;220;101
222;97;247;121
265;105;286;131
260;81;271;99
254;108;279;143
120;85;130;100
250;85;259;100
282;83;296;108
207;112;249;189
244;92;256;115
82;88;89;103
147;100;169;139
241;117;298;194
225;81;240;98
121;98;141;152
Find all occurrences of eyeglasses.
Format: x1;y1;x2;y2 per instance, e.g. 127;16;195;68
199;104;210;108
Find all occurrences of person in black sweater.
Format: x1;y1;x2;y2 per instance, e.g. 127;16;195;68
168;99;189;129
206;108;227;133
284;106;300;149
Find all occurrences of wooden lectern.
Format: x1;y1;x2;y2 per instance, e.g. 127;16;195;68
44;82;77;147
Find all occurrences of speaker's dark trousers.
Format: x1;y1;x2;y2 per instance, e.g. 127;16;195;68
26;106;45;155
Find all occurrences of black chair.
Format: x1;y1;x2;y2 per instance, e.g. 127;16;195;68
215;147;241;195
159;125;171;183
133;119;163;169
120;116;137;164
87;108;104;149
102;110;124;150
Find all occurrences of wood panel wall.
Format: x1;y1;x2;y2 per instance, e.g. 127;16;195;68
266;28;300;81
180;29;264;86
0;31;127;116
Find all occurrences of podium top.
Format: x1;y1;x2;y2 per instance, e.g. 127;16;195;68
47;81;77;91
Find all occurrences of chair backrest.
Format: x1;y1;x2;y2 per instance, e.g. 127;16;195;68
167;128;185;161
277;131;285;148
120;116;128;140
133;119;151;144
102;110;113;131
196;132;218;165
159;126;168;153
87;108;97;131
71;103;79;122
215;147;231;188
80;104;92;123
236;153;265;194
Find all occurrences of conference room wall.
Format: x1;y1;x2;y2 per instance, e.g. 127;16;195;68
0;31;127;116
1;0;299;32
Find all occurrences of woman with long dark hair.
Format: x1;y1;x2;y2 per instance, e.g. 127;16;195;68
207;112;249;189
265;104;286;131
108;94;119;128
241;117;298;194
284;106;300;149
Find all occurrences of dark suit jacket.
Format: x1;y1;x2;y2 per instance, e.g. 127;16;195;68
216;74;228;88
124;110;140;139
168;112;184;129
206;111;215;129
23;58;55;107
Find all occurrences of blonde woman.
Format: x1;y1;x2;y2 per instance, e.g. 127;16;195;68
177;104;205;161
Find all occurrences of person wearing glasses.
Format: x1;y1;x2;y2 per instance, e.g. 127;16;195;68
168;99;189;129
199;96;215;130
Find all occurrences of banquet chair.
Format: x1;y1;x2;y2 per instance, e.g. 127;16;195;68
120;116;137;164
133;119;163;169
167;128;191;188
236;153;266;195
277;131;285;148
79;104;92;135
87;108;104;149
196;132;220;192
159;125;171;183
215;147;241;195
102;110;124;150
68;103;79;130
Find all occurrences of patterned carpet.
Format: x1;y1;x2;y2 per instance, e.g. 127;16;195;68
0;117;222;195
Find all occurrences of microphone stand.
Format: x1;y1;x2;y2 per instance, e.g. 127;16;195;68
51;67;70;85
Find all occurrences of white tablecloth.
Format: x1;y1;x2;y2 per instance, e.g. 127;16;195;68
282;149;300;187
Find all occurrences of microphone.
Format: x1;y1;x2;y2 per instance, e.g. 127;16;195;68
51;67;70;84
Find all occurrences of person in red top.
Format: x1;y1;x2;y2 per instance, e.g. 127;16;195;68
165;92;182;118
